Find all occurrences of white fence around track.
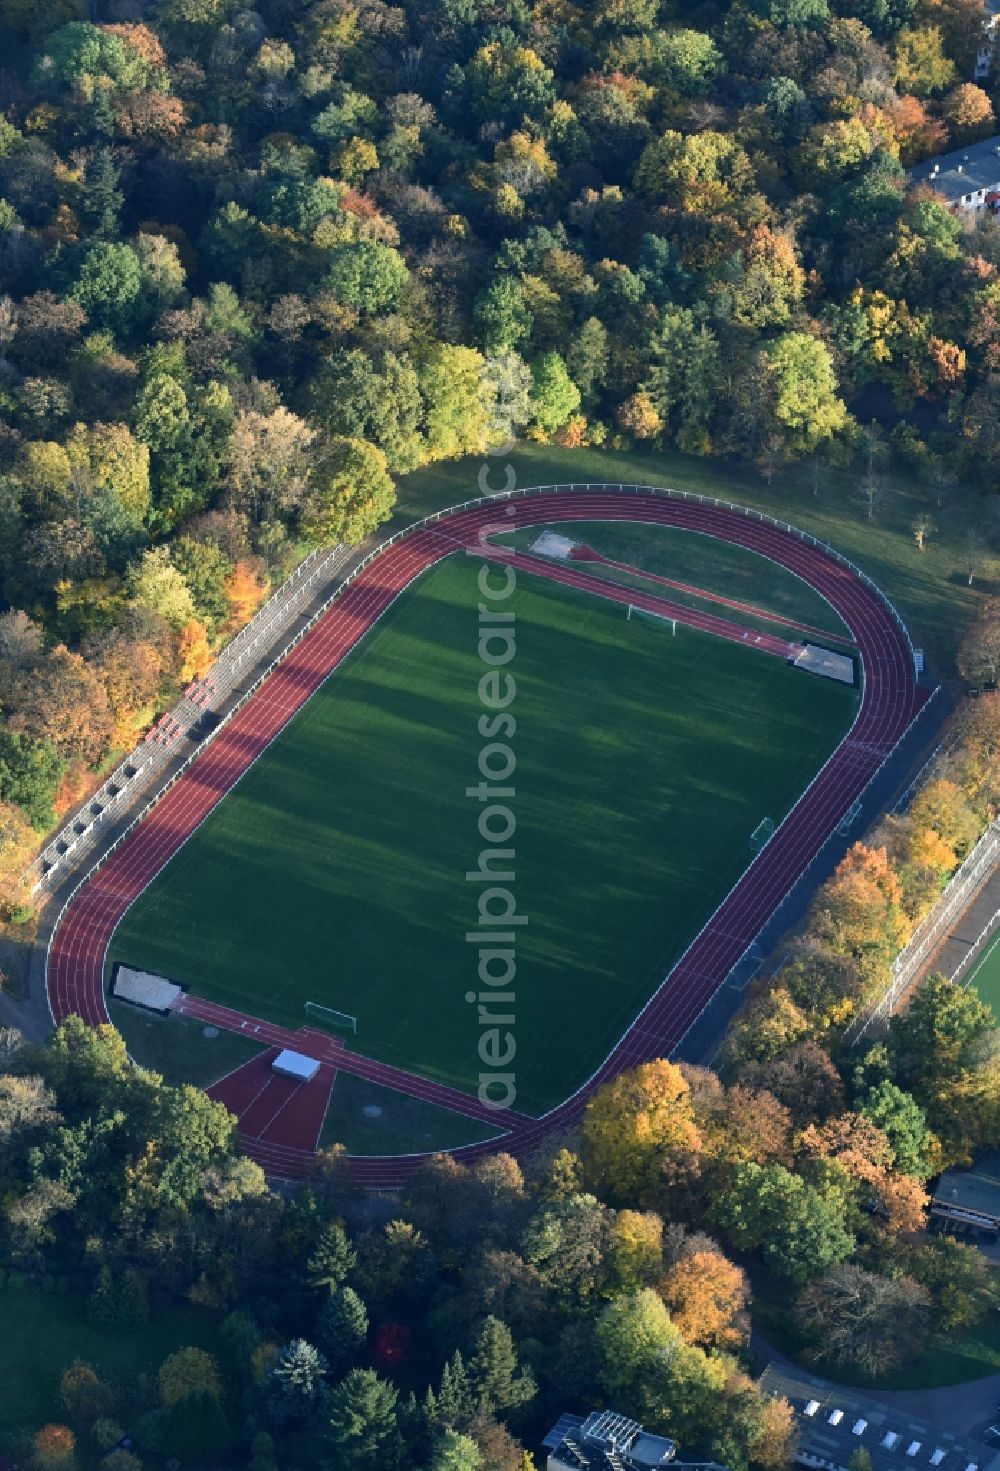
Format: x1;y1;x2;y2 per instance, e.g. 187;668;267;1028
26;542;353;894
39;482;933;989
845;815;1000;1044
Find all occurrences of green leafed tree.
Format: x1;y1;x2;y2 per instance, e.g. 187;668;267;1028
69;243;143;335
428;1430;482;1471
594;1289;727;1441
310;351;423;473
326;1368;401;1471
161;1391;232;1466
0;729;64;828
308;1221;358;1292
300;438;395;547
712;1161;855;1283
762;332;849;453
326;243;409;315
317;1286;368;1375
859;1080;935;1177
529;352;581;436
421;344;489;459
127;546;195;630
469;1316;535;1414
475;278;533;355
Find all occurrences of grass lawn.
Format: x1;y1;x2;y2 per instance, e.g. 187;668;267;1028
888;1313;1000;1391
109;998;265;1087
964;930;1000;1022
319;1071;502;1154
496;520;852;642
392;443;993;677
755;1279;1000;1390
0;1283;221;1447
109;552;856;1115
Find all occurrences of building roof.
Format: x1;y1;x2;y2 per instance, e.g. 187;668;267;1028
544;1412;678;1471
932;1151;1000;1227
760;1362;1000;1471
908;135;1000;201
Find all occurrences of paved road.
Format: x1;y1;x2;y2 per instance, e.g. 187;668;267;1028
755;1337;1000;1441
875;1373;1000;1438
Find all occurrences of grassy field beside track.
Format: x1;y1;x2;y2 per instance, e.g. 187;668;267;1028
392;444;991;678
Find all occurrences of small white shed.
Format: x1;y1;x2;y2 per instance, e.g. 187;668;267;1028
272;1050;321;1082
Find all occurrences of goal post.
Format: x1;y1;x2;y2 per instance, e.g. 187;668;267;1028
750;817;776;851
837;799;863;836
627;604;677;635
304;1001;357;1035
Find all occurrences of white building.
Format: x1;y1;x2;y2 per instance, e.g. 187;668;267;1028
975;0;999;79
908;135;1000;214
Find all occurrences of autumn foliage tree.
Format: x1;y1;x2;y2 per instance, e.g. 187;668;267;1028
581;1060;701;1204
176;619;213;682
808;843;911;986
32;1425;76;1471
224;561;268;630
658;1247;749;1350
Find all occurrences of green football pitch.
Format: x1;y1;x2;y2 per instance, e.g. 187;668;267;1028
965;931;1000;1021
109;554;857;1114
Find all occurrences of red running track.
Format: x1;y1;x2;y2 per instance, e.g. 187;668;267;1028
206;1048;338;1154
47;488;930;1187
175;991;532;1132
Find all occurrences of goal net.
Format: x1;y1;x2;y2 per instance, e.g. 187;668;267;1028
750;817;776;851
304;1001;357;1035
627;604;677;633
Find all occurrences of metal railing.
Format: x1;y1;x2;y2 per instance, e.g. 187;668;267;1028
26;542;351;894
846;815;1000;1042
950;906;1000;985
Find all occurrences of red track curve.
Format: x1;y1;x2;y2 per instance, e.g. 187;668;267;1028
47;488;930;1186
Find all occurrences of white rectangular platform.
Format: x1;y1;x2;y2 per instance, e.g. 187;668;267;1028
531;530;577;560
113;966;183;1013
792;643;856;684
272;1049;321;1082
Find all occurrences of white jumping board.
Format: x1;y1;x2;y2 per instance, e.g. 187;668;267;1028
272;1049;321;1082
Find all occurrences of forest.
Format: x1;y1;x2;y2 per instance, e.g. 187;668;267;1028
3;0;1000;1462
